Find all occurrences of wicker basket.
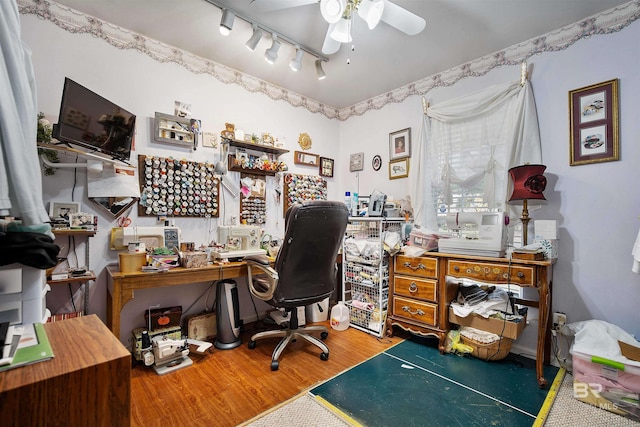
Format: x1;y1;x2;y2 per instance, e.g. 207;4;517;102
460;335;512;361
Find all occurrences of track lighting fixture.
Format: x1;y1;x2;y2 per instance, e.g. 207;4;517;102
205;0;328;78
219;9;235;36
289;47;304;72
245;25;263;51
315;59;327;80
264;35;281;64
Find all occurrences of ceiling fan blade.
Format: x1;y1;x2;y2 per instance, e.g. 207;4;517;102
380;0;426;36
322;24;341;55
250;0;318;13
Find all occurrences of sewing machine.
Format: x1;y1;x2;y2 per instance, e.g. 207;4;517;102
211;225;266;260
119;226;181;251
437;212;508;257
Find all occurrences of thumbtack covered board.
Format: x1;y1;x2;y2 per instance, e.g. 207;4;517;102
282;173;327;217
138;155;220;217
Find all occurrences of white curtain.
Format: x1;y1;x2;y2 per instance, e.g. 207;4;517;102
411;79;542;229
0;0;50;225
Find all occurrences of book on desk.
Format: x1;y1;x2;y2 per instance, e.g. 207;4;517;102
0;323;54;372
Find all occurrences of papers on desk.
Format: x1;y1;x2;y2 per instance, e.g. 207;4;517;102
0;323;54;372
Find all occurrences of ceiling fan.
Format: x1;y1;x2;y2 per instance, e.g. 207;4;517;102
251;0;426;55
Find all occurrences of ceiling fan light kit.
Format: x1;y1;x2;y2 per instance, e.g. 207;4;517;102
320;0;347;24
357;0;385;30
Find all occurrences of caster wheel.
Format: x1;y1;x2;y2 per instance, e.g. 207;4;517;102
248;340;256;349
271;360;279;371
320;331;328;340
320;352;329;361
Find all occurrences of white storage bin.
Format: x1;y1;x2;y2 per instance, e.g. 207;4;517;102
306;297;330;322
0;265;22;295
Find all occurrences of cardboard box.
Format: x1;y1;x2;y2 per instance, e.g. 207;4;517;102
180;251;208;268
448;307;526;340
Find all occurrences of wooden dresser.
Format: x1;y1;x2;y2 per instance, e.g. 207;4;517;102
388;252;554;388
0;314;131;426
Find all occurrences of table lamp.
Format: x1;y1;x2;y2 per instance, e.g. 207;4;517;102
508;164;547;246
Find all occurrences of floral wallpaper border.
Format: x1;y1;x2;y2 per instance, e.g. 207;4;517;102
18;0;640;121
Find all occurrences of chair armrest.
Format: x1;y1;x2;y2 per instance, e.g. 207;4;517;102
245;254;271;265
246;258;279;301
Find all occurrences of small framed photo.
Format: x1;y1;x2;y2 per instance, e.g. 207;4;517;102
294;151;319;166
319;157;334;177
49;201;81;223
389;158;409;180
350;152;364;172
389;128;411;161
70;212;94;229
569;79;619;166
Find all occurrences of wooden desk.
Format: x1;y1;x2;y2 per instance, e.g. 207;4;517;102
0;315;131;427
388;252;554;388
106;263;249;338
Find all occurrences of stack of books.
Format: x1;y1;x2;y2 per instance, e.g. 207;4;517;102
0;322;54;372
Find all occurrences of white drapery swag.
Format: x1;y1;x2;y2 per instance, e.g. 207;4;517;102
0;0;50;225
410;79;543;230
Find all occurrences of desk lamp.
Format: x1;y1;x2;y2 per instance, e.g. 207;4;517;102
508;164;547;246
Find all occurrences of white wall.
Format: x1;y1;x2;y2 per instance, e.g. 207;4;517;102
20;13;640;352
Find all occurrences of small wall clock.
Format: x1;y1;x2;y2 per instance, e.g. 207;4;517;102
372;155;382;171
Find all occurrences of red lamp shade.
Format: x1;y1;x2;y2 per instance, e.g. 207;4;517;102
508;164;547;201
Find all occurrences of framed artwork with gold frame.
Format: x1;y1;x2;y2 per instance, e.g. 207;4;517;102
389;158;409;179
569;79;619;166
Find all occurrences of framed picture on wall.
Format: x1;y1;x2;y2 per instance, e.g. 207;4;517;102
294;151;319;166
319;157;334;177
49;201;81;223
350;152;364;172
389;128;411;161
569;79;619;166
389;158;409;180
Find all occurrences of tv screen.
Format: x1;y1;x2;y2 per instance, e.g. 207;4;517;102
53;78;136;162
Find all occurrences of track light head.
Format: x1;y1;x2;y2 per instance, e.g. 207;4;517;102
315;59;327;80
289;47;304;72
219;9;235;36
264;35;281;64
245;26;263;51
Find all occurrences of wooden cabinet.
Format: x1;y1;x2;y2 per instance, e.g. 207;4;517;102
388;254;457;352
388;251;554;388
0;315;131;426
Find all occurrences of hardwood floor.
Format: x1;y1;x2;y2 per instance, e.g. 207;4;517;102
131;321;407;426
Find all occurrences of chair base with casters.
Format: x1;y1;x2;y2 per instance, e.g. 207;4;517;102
248;307;329;371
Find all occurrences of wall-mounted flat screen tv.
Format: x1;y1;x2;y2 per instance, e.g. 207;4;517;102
52;78;136;162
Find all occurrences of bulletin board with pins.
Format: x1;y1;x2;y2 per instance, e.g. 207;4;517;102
282;173;327;217
138;155;220;217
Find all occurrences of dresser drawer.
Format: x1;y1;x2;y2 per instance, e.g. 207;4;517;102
394;275;437;302
395;255;438;278
447;260;534;286
392;296;437;326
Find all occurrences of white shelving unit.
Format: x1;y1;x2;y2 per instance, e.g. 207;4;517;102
342;217;404;338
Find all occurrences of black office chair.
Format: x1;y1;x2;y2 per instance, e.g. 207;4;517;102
244;200;349;371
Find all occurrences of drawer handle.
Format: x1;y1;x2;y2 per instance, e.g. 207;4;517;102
404;262;426;271
517;272;524;278
401;306;425;316
453;266;460;272
409;282;418;293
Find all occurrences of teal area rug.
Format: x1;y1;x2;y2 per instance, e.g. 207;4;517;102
310;337;560;426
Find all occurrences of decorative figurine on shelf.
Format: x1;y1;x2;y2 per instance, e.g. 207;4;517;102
221;122;235;140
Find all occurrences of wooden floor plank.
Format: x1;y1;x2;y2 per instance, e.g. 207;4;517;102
131;321;406;427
